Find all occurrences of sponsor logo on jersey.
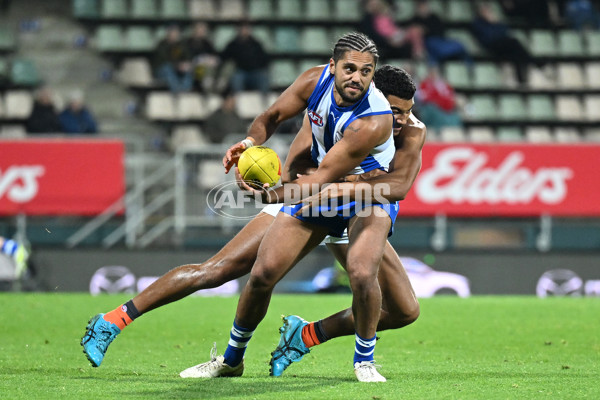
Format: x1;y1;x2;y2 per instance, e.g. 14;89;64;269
307;110;323;126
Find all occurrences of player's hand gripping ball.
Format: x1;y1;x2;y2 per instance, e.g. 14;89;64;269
237;146;282;187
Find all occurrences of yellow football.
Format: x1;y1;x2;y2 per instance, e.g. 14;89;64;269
237;146;282;187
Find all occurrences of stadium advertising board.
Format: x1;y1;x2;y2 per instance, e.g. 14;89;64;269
399;143;600;217
0;139;124;215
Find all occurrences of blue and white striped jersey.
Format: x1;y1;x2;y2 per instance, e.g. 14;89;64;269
306;65;394;175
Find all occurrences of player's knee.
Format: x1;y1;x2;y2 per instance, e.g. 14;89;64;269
347;267;378;293
388;299;420;328
247;263;279;291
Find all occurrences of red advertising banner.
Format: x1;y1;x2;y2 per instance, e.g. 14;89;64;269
399;143;600;217
0;139;125;216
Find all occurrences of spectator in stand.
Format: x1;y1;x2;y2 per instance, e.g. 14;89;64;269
410;0;472;67
186;22;220;92
471;2;545;84
58;89;98;134
153;25;193;93
500;0;559;28
564;0;600;31
218;21;270;94
416;66;462;131
360;0;425;60
25;86;62;133
203;93;247;143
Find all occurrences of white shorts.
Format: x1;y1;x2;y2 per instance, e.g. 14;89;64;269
259;204;349;245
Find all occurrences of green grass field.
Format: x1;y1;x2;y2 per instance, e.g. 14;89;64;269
1;293;598;399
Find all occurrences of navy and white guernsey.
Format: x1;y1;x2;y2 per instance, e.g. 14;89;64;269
306;65;394;175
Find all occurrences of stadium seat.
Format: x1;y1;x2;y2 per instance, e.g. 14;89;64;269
445;61;471;87
472;63;503;89
248;0;274;20
439;127;466;142
235;91;265;119
447;0;473;22
205;93;223;114
0;26;16;52
394;0;415;20
298;58;324;74
427;0;446;15
525;126;553;143
10;59;41;86
276;0;302;20
331;26;356;43
118;57;153;86
170;125;208;152
145;91;176;120
584;128;600;142
100;0;127;18
585;31;600;56
73;0;99;18
125;26;155;51
333;0;360;21
217;0;244;19
527;65;556;90
176;93;206;120
527;94;555;121
188;0;216;18
269;60;298;88
4;90;33;118
273;26;300;54
557;63;584;89
554;127;581;143
584;95;600;121
252;26;273;53
558;30;585;57
498;94;527;120
467;95;497;120
160;0;187;19
468;127;495;142
0;57;9;84
0;124;26;138
300;27;332;55
446;29;483;56
306;0;330;21
95;25;125;51
213;25;237;51
529;30;557;57
496;126;523;142
556;96;583;121
584;62;600;88
197;160;225;189
131;0;157;19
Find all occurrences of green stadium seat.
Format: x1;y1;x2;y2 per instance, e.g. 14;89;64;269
472;62;503;88
331;26;356;43
10;59;41;86
447;0;473;22
73;0;99;18
529;30;556;57
0;26;17;52
160;0;187;19
298;58;324;73
498;94;527;120
252;26;273;53
276;0;302;20
427;0;446;15
306;0;330;21
96;25;124;51
248;0;274;19
394;0;415;20
558;30;585;56
585;31;600;56
273;26;300;54
496;126;524;142
0;57;9;81
213;25;237;51
125;26;155;51
269;60;298;88
467;95;497;120
444;61;471;87
101;0;127;18
131;0;157;19
527;94;554;121
300;27;332;55
333;0;360;21
446;29;484;55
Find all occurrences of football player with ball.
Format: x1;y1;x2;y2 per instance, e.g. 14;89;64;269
81;33;426;383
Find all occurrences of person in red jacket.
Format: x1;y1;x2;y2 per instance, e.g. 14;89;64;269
416;66;462;131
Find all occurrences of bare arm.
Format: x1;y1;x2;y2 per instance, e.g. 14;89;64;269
223;66;324;172
280;114;315;183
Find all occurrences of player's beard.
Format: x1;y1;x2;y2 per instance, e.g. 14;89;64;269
335;80;366;105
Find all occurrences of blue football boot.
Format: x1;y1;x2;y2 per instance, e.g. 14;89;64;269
269;315;310;377
80;314;121;367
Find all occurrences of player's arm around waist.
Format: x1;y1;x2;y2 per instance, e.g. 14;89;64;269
281;113;315;183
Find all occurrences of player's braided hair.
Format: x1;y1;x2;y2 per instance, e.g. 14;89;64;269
373;64;416;100
332;32;379;65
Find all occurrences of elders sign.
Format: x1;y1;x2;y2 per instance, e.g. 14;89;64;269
400;144;600;217
0;139;125;216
